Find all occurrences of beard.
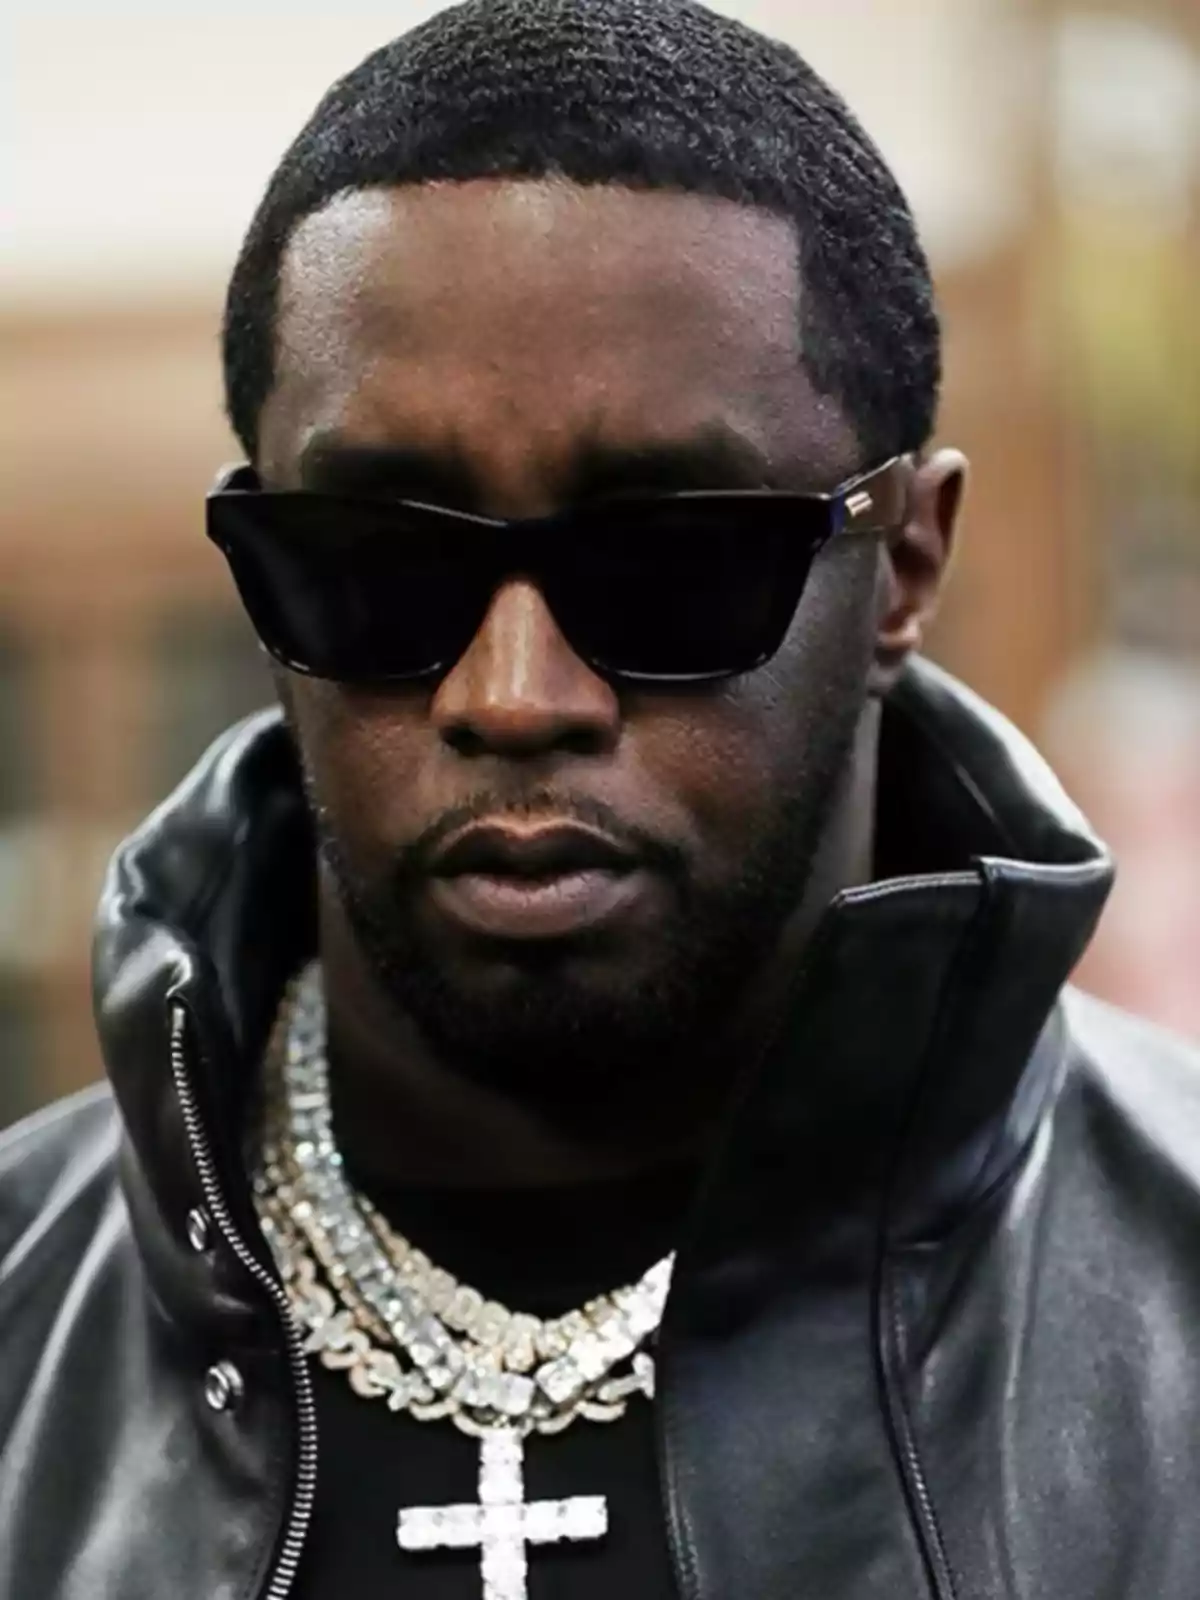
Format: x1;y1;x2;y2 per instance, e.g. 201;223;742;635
311;696;863;1130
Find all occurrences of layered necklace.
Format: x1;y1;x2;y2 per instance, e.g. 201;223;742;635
253;962;675;1600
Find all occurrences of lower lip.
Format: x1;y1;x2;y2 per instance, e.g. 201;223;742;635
429;869;646;941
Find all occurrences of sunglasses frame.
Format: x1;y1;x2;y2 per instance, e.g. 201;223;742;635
206;454;908;687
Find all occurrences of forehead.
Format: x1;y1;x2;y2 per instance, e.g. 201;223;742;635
260;178;858;497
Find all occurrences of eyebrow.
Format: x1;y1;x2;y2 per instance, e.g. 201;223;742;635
298;439;480;508
296;423;784;509
563;426;783;500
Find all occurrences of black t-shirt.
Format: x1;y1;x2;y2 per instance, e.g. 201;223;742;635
293;1164;691;1598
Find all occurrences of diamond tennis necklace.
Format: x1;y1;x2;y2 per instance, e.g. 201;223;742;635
254;962;675;1600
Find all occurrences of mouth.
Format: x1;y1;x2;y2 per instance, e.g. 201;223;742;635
427;824;649;941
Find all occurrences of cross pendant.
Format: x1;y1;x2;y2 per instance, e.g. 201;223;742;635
397;1428;608;1600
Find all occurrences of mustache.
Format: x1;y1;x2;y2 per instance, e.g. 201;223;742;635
391;790;687;886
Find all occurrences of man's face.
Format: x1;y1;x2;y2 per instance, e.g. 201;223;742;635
258;179;887;1092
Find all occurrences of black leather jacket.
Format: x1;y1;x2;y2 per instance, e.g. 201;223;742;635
4;659;1200;1600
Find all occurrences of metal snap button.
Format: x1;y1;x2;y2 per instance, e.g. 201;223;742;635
204;1360;245;1413
186;1206;212;1254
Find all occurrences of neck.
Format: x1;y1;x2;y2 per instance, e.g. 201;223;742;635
321;710;879;1191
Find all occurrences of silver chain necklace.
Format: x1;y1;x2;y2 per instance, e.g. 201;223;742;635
254;962;675;1600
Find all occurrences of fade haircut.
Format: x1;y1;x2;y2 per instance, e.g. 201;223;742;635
223;0;941;465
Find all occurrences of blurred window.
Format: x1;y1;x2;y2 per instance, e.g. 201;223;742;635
0;625;40;1124
151;608;273;791
0;627;39;816
0;975;36;1128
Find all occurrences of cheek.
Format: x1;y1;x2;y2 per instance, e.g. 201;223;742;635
626;678;804;852
285;680;431;851
644;551;876;842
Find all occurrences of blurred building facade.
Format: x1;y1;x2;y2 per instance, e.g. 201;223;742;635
2;0;1197;1122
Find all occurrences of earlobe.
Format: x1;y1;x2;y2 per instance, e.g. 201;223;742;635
871;448;968;693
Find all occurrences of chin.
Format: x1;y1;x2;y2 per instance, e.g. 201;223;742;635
377;935;702;1095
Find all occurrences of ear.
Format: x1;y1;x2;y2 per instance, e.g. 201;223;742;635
870;448;967;694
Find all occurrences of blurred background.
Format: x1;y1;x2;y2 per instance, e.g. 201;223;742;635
1;0;1198;1124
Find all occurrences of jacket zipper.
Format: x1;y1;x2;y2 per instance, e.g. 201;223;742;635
169;1001;319;1600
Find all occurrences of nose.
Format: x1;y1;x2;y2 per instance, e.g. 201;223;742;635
430;579;621;758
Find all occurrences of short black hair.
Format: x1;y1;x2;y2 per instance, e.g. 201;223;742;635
223;0;941;466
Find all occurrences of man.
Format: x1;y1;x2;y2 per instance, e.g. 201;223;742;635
3;2;1200;1596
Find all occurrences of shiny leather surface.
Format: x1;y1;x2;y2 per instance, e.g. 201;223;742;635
3;658;1200;1599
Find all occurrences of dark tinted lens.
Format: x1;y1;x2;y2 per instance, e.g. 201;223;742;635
547;498;822;679
210;494;486;680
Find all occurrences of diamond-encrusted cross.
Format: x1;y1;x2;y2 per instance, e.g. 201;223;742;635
397;1428;607;1600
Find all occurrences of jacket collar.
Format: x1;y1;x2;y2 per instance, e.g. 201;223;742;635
92;658;1113;1335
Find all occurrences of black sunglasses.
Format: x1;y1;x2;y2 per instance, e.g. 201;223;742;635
205;456;907;687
